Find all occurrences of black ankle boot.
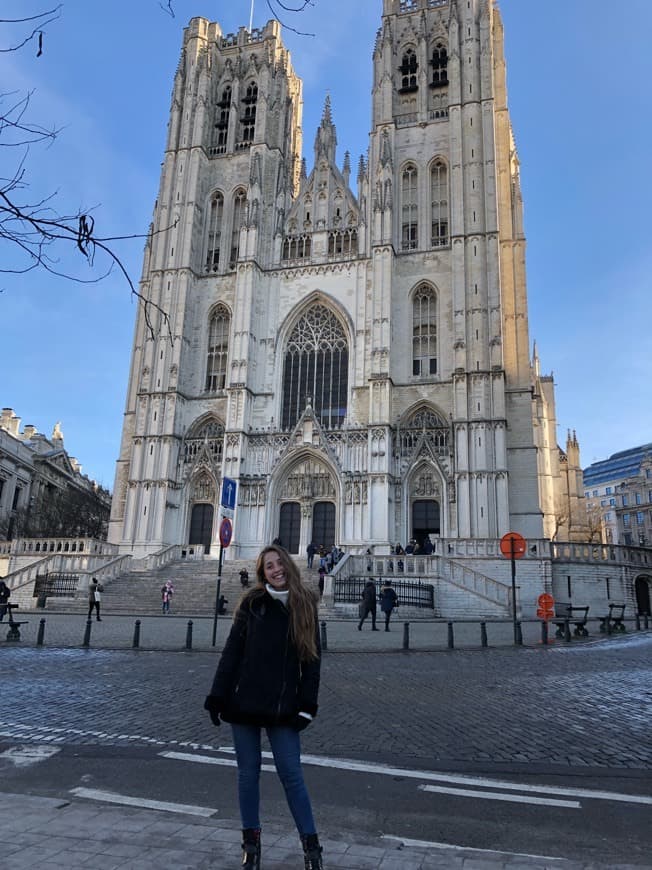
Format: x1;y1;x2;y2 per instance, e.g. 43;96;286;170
241;828;261;868
301;833;323;870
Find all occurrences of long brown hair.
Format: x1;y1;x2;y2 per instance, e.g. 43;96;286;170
238;545;318;662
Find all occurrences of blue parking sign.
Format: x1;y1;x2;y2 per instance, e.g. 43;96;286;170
221;477;237;511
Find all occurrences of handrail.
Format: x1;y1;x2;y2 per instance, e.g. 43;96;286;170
437;556;511;609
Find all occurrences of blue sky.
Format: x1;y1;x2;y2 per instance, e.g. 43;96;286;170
1;0;650;490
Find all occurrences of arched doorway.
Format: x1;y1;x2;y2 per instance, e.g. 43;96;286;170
635;576;651;615
312;502;335;549
412;499;440;549
279;502;301;554
189;503;214;554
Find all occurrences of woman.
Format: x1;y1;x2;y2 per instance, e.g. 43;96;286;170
204;545;324;870
379;579;399;631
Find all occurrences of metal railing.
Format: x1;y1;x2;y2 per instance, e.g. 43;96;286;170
33;573;79;598
333;576;434;609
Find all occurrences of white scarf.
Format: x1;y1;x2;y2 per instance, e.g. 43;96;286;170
265;584;289;607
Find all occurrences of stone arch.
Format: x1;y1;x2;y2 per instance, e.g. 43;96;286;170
405;457;448;545
634;573;652;616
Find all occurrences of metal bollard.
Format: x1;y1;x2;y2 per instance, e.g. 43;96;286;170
320;621;328;652
480;622;488;648
447;621;454;649
540;620;548;645
606;616;612;635
402;621;410;650
645;615;649;630
563;618;571;643
635;614;641;631
515;621;523;646
82;618;92;647
186;620;193;650
132;619;141;649
37;618;46;647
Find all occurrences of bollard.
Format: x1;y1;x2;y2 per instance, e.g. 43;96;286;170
132;619;141;649
515;621;523;646
37;618;46;647
635;614;641;631
402;621;410;650
186;620;193;650
480;622;488;648
82;618;92;648
606;616;612;635
645;615;649;630
540;620;548;646
563;618;571;643
447;621;454;649
320;621;328;652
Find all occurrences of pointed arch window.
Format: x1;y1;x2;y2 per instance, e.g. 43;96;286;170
430;42;448;87
205;192;224;272
282;304;348;430
401;164;418;251
212;86;231;155
399;48;418;92
182;418;225;465
412;284;437;377
229;189;246;269
239;81;258;147
430;160;449;247
205;305;230;392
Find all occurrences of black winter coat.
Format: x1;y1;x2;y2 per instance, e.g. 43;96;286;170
208;589;320;727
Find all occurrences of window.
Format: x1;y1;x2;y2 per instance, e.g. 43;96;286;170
399;48;418;92
605;486;612;494
648;490;652;503
11;486;21;511
592;490;598;497
282;304;348;430
401;164;418;251
212;86;231;154
205;305;230;392
183;418;224;465
239;81;257;146
635;492;642;505
623;513;631;527
412;284;437;377
328;228;358;257
282;234;312;261
636;512;645;525
0;478;4;503
430;160;449;247
609;498;616;506
229;189;246;268
430;42;448;87
205;192;224;272
622;495;628;506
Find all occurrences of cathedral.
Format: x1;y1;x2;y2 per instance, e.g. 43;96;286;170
109;0;586;560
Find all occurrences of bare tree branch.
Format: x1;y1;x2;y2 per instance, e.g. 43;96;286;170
0;6;62;55
265;0;316;36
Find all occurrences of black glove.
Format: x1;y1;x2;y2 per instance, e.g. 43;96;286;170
291;713;312;732
203;695;222;727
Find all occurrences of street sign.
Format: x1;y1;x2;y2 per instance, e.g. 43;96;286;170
537;593;554;610
221;477;237;511
219;517;233;548
536;607;554;620
500;531;527;560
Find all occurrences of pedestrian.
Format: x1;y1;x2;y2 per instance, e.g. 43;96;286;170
318;546;326;570
405;540;415;555
239;568;250;589
423;536;434;555
317;566;325;600
272;536;283;547
306;541;316;569
87;577;104;621
204;544;324;870
0;578;10;622
379;578;399;631
161;580;174;614
358;578;379;631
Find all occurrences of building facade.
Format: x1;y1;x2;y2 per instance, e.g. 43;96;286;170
109;0;573;559
584;445;652;546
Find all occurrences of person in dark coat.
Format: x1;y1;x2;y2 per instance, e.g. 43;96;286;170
306;541;317;568
0;579;10;622
204;544;324;870
379;579;399;631
422;536;434;555
358;579;379;631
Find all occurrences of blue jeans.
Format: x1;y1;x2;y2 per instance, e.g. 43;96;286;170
231;723;316;836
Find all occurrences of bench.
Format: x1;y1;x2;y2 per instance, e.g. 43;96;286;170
552;603;590;638
599;603;626;634
3;603;28;642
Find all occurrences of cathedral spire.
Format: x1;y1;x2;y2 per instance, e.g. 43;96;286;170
314;94;337;163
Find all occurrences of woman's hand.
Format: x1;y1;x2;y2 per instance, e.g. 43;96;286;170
203;695;222;727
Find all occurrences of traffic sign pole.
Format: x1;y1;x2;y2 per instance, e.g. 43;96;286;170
509;536;518;645
500;532;526;647
211;543;224;647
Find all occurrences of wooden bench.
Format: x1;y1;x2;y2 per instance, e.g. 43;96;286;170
599;603;626;634
552;603;590;638
4;603;28;642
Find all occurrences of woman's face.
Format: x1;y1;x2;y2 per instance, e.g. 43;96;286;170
263;550;288;589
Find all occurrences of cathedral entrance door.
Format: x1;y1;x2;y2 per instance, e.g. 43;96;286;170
189;503;214;555
412;499;440;550
635;576;651;615
312;502;335;550
279;502;301;554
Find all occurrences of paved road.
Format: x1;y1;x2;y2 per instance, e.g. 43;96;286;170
1;628;651;868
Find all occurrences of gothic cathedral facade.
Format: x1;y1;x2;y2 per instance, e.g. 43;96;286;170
109;0;576;559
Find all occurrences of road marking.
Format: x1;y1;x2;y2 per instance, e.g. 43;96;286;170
163;748;652;807
0;745;61;767
381;835;568;862
162;751;276;772
418;784;581;808
70;787;218;817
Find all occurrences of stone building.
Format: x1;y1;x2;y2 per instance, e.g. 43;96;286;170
584;445;652;546
109;0;576;559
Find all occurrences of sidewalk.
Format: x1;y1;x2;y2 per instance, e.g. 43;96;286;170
0;791;641;869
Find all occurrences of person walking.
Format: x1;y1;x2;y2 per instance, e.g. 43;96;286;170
0;579;10;622
239;568;250;589
161;580;174;614
379;578;399;631
87;578;104;621
358;579;379;631
204;544;324;870
306;542;316;569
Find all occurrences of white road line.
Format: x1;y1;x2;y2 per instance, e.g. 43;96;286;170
162;748;652;807
162;750;276;772
381;834;568;862
0;745;61;767
418;784;581;808
70;787;218;818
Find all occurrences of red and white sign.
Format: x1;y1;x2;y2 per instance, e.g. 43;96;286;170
219;517;233;548
500;531;527;560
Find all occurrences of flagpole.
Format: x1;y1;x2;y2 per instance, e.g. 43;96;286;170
249;0;255;32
